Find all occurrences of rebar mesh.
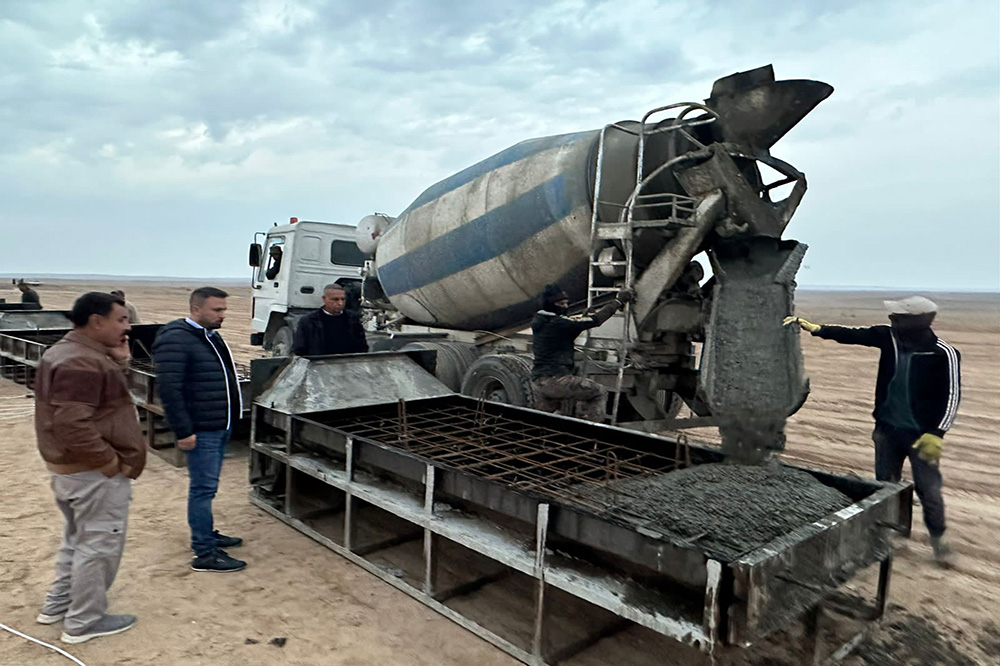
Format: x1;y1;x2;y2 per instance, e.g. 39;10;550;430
313;400;690;514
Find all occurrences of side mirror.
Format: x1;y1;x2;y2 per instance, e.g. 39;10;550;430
249;243;262;267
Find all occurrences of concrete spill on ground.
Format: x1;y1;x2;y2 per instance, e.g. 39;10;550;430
574;463;852;560
856;611;978;666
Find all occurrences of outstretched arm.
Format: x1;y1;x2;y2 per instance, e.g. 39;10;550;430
783;316;887;348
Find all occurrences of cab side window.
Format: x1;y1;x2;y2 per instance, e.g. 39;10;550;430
262;237;285;280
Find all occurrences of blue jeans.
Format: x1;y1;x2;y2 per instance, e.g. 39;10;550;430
186;429;231;556
873;423;946;537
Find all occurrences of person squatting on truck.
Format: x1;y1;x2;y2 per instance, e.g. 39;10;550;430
785;295;961;566
531;283;635;422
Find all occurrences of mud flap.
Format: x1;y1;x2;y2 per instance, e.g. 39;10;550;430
699;237;809;462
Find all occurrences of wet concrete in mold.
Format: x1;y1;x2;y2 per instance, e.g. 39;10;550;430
574;462;852;561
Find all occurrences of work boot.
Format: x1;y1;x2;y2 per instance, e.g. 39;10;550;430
213;530;243;549
930;536;956;568
191;548;247;573
61;614;137;644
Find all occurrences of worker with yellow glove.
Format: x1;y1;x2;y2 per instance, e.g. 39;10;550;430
784;296;961;567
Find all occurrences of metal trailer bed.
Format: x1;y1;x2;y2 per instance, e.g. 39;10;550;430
0;309;72;330
0;324;251;466
249;353;913;665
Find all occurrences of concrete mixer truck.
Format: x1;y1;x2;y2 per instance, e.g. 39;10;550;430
248;65;833;461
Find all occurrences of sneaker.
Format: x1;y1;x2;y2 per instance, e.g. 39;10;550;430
930;536;957;568
36;610;67;625
191;549;246;573
213;530;243;549
61;614;137;644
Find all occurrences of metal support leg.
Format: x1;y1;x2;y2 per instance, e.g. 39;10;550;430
423;464;437;596
875;552;892;618
806;605;824;666
344;438;355;551
532;503;550;665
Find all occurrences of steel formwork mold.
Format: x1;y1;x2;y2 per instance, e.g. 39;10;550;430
249;393;912;662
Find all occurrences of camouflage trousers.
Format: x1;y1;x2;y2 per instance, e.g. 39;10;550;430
531;375;608;423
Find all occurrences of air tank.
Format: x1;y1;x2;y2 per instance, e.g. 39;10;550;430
372;125;664;331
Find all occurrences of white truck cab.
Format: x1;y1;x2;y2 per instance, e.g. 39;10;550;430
248;218;366;355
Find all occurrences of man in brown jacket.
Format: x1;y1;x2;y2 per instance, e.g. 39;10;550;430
33;292;145;644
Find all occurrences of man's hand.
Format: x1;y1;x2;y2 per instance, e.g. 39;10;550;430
782;316;821;333
615;288;636;306
912;433;943;462
177;435;197;451
108;337;132;364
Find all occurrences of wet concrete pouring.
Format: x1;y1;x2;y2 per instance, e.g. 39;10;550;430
574;462;853;561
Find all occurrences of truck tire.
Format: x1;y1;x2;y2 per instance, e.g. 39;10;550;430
460;354;535;407
271;325;293;357
399;341;480;392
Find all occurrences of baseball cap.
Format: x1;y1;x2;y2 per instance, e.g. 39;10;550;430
883;295;938;315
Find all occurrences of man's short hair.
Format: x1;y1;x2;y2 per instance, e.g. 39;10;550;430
190;286;229;307
323;283;346;294
69;292;125;327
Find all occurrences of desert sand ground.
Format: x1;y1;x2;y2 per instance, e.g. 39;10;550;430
1;280;997;666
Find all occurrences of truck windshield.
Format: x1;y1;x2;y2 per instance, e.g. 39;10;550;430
331;240;367;267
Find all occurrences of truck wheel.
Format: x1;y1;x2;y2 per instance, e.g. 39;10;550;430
460;354;534;407
399;341;479;392
271;326;293;357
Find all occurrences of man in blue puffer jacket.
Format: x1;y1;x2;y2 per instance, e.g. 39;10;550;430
152;287;246;573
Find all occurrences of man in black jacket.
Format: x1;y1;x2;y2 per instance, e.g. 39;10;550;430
291;283;367;356
18;280;41;309
152;287;246;573
785;296;961;566
531;283;634;422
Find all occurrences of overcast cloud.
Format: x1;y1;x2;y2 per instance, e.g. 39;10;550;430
1;0;997;289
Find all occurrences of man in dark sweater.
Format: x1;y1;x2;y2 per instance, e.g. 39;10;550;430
152;287;246;573
531;283;634;422
18;280;41;309
292;283;368;356
785;295;961;566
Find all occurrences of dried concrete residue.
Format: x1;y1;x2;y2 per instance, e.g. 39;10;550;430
575;463;852;561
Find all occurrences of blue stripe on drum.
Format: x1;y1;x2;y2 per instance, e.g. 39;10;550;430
378;174;576;297
400;131;594;215
452;263;591;331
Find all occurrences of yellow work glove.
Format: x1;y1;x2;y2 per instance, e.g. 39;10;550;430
782;316;821;333
912;433;943;462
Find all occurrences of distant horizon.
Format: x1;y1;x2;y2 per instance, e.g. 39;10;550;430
4;273;998;295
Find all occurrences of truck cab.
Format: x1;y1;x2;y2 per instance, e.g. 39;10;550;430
249;218;366;355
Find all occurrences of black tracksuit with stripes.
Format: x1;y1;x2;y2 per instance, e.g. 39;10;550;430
813;324;960;437
813;323;960;537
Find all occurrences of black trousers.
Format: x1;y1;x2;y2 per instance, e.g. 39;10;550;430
873;423;946;537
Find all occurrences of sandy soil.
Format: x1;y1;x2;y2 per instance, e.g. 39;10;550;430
0;281;997;665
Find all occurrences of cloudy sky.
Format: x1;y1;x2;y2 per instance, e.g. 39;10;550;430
1;0;997;290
